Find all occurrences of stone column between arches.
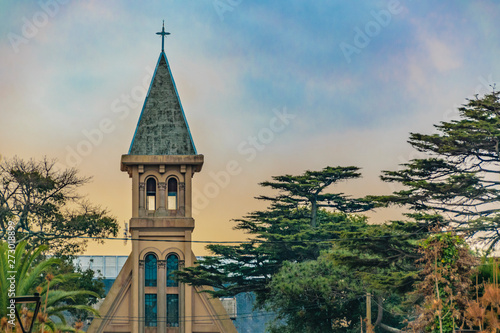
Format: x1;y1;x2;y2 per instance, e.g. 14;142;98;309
179;182;185;216
138;259;145;333
139;182;145;217
158;259;167;332
158;183;167;214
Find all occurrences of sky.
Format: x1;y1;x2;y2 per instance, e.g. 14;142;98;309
1;0;499;256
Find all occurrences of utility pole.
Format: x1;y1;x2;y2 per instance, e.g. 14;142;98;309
366;292;373;333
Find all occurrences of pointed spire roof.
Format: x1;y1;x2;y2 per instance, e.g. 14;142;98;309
128;39;197;156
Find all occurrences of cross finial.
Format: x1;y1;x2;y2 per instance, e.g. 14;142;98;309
156;20;170;52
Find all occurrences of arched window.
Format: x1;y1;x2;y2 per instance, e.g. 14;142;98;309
167;178;177;210
146;178;156;211
166;254;179;287
145;253;157;287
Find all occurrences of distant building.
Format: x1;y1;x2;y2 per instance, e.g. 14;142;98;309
87;24;237;333
74;255;128;293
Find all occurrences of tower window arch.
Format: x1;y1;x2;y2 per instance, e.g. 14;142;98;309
166;254;179;287
167;178;178;210
144;253;157;287
146;178;156;211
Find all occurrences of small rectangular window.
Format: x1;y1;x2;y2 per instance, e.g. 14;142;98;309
105;256;116;278
167;294;179;327
90;257;104;276
147;195;156;211
145;294;157;327
167;195;177;210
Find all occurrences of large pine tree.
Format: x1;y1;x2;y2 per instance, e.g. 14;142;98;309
176;166;374;304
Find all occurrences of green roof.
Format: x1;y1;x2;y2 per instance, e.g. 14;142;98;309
128;52;197;155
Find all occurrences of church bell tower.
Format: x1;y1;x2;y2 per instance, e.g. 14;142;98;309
88;24;237;333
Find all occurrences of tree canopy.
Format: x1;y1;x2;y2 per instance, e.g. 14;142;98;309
266;255;363;333
0;157;118;254
257;166;374;227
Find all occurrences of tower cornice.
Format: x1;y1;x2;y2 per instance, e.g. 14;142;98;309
120;154;204;173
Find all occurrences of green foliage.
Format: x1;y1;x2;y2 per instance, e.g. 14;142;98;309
0;241;100;330
265;217;429;332
429;306;454;333
421;234;464;267
477;256;500;285
266;257;363;333
46;254;105;321
378;92;500;248
330;219;423;294
0;157;118;254
257;166;375;227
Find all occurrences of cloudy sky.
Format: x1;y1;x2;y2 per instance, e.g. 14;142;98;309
1;0;499;255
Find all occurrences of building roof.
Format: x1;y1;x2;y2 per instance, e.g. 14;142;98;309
128;51;197;155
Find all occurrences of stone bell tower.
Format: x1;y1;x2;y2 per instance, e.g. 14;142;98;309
88;24;237;333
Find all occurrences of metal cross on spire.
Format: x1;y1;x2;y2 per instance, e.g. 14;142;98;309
156;20;170;52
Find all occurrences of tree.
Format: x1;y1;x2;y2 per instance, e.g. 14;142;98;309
266;219;426;333
331;220;426;332
0;156;118;254
408;233;478;333
177;166;374;305
257;166;373;227
266;255;363;333
0;241;100;332
378;92;500;248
